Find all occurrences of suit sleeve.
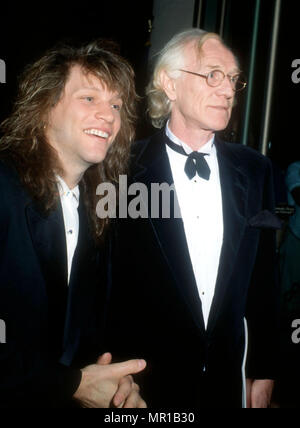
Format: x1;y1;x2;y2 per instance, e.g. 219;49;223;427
0;349;82;408
245;159;280;380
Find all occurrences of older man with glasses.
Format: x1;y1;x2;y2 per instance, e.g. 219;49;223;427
107;28;280;409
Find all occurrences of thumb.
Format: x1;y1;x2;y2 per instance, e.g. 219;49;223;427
97;352;113;365
110;359;147;379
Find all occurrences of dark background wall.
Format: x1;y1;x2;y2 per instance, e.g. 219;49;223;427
0;2;154;136
0;0;300;408
0;1;299;170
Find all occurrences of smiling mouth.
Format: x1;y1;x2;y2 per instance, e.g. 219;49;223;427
84;129;110;139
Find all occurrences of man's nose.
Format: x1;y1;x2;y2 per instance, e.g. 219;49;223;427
217;76;235;98
95;103;114;122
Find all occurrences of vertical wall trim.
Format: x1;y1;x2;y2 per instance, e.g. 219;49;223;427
241;0;261;146
193;0;204;28
219;0;227;37
260;0;282;155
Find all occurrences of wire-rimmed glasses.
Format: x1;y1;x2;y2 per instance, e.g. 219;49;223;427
179;69;247;92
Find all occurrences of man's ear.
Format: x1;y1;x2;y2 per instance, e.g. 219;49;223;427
160;69;177;101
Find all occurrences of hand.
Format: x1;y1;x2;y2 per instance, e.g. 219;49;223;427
97;353;147;409
113;376;147;408
246;379;274;408
73;352;146;408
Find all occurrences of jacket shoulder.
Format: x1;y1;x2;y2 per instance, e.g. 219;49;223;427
219;140;272;174
0;159;21;189
131;135;154;157
0;159;29;213
222;140;269;161
132;127;165;152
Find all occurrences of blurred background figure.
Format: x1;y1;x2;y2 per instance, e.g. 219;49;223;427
278;161;300;408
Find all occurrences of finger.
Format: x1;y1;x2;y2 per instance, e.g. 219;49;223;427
113;376;134;408
138;399;148;409
123;384;146;409
110;359;146;379
97;353;112;365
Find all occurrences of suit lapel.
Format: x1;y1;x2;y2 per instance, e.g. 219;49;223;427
26;193;101;365
132;130;205;331
207;138;249;334
26;199;68;292
26;199;69;352
61;194;100;365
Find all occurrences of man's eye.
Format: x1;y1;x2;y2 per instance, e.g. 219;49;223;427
230;75;239;83
84;96;94;102
112;104;121;111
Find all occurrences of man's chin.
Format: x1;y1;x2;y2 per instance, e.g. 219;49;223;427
213;120;230;133
83;155;107;171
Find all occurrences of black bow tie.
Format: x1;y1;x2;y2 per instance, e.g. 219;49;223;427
165;136;211;180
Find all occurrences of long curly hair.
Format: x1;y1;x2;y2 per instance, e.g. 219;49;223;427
0;40;138;243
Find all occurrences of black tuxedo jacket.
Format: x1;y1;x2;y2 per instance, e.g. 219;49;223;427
106;129;280;408
0;160;107;408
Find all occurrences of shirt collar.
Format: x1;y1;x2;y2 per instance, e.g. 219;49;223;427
56;175;80;203
166;121;215;155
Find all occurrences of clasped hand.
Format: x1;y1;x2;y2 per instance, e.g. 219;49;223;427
73;352;147;408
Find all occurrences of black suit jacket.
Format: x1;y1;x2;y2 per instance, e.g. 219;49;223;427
106;129;280;408
0;160;107;408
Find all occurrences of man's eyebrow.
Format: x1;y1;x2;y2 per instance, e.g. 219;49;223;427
204;64;242;73
75;86;103;92
75;87;122;98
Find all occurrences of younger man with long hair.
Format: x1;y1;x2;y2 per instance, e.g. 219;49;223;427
0;40;146;408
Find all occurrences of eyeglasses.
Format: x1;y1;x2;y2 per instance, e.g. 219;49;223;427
179;69;247;92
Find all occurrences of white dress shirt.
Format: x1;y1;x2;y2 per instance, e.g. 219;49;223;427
57;176;80;284
166;124;223;328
